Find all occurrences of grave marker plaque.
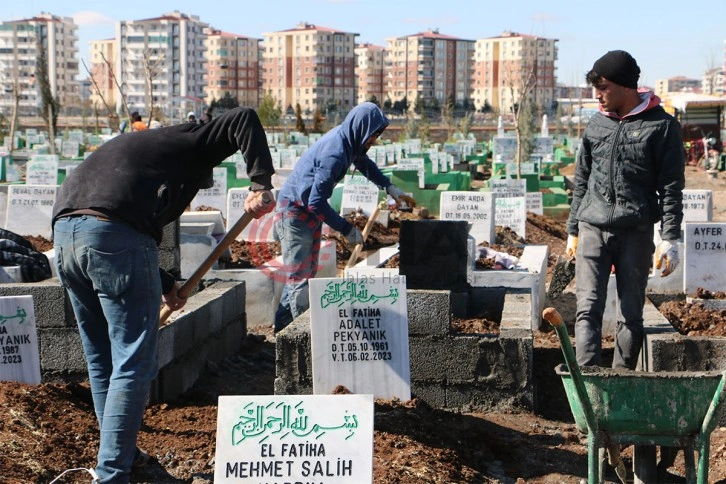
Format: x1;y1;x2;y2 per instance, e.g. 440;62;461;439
340;175;380;216
397;158;425;188
6;185;56;239
0;295;40;385
682;189;712;223
495;196;527;238
26;159;58;185
310;276;410;400
683;222;726;294
191;167;228;216
439;191;495;244
526;192;544;215
226;188;279;242
215;394;373;483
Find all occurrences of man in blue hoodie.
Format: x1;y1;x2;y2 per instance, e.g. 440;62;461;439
565;50;685;370
273;102;415;333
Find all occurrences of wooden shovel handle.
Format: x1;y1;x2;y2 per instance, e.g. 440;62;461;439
159;210;257;325
345;205;381;269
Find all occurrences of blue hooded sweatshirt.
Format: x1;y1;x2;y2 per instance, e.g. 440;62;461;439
277;102;392;235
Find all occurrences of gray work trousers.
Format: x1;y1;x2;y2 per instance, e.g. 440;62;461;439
574;221;655;370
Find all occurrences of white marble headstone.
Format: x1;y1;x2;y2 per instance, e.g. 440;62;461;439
0;295;40;385
191;167;228;216
226;188;279;242
495;196;527;238
214;394;373;483
439;191;495;244
340;176;380;217
5;185;57;239
683;222;726;294
310;275;410;400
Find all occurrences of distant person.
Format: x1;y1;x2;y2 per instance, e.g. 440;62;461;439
187;111;197;124
130;112;147;131
52;107;276;483
565;50;685;370
200;108;213;125
273;102;416;333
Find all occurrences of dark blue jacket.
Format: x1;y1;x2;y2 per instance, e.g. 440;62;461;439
277;102;392;234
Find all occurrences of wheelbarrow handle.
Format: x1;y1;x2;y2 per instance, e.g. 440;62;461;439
543;307;599;434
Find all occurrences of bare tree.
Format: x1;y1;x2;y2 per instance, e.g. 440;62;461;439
141;49;165;127
99;50;131;122
82;58;114;117
504;57;537;179
36;38;60;155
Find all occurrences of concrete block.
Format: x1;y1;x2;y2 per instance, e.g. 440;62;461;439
407;290;451;336
501;291;532;330
38;327;86;373
274;312;314;395
0;279;74;328
410;381;446;408
180;233;217;280
409;335;482;380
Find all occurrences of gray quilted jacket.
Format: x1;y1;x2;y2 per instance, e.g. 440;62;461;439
566;91;685;241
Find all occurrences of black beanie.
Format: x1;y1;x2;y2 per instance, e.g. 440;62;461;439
592;50;640;88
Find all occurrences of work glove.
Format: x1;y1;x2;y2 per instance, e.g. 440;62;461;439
244;190;275;219
386;184;417;207
344;226;364;248
655;240;679;277
565;235;578;258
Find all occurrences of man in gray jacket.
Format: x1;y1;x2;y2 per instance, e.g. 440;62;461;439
565;50;685;370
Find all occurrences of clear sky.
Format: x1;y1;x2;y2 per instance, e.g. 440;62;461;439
5;0;726;87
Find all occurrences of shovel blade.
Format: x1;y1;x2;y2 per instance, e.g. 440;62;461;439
547;255;576;300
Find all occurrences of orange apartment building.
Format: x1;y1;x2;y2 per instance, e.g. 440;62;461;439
262;22;357;114
384;29;475;111
473;31;558;114
204;28;261;108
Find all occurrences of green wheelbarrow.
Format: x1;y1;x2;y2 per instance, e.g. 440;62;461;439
543;307;726;484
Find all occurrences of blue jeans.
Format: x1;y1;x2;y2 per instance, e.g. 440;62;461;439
574;222;654;370
273;206;322;332
54;215;160;483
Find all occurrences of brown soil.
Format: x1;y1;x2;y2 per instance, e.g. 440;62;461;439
2;166;726;483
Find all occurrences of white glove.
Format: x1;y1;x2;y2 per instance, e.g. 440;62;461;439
565;235;578;258
244;190;275;219
345;226;363;248
655;240;679;277
386;184;417;207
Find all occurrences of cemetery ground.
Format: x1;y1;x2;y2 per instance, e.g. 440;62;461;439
4;168;726;482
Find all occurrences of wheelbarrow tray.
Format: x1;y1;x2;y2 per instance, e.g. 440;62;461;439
556;364;724;437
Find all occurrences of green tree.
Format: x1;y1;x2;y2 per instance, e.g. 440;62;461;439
295;103;307;135
257;93;281;131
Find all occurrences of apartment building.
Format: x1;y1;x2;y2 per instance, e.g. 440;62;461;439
0;12;78;115
655;76;701;97
355;43;385;105
205;28;261;108
115;11;208;118
473;31;557;114
385;29;475;111
702;67;724;96
262;22;357;114
89;38;116;113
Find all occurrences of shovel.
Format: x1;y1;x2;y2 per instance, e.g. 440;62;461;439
159;192;273;325
547;255;575;301
345;205;381;269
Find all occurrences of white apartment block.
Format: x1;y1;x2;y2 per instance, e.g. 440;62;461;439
702;67;724;96
385;30;475;111
116;11;208;119
0;12;78;115
655;76;701;97
89;39;117;113
263;22;357;114
355;43;385;105
473;31;557;114
204;28;261;108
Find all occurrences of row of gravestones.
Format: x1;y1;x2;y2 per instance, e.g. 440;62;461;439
1;269;412;483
